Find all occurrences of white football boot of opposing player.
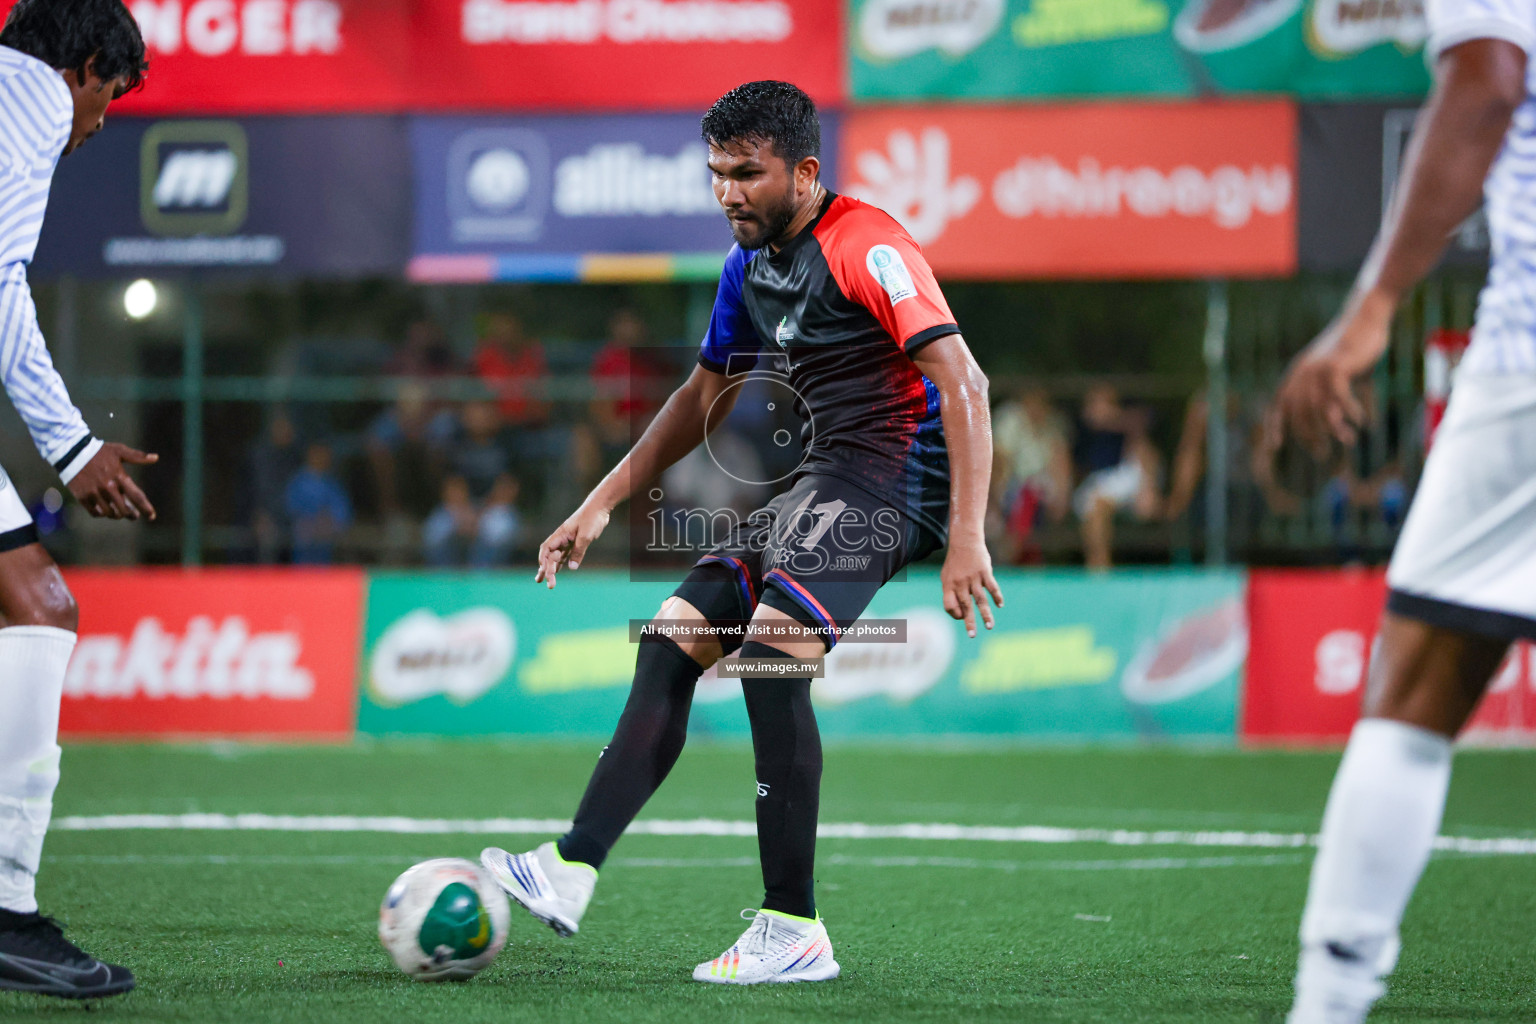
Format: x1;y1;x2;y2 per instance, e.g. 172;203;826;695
1287;945;1389;1024
693;908;840;984
479;842;595;938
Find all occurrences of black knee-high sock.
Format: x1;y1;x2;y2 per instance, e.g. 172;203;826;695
558;634;703;870
738;640;822;920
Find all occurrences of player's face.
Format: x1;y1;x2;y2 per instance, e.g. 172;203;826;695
61;61;128;156
708;139;802;251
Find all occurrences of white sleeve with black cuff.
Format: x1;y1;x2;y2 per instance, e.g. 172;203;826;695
0;50;97;485
1426;0;1536;60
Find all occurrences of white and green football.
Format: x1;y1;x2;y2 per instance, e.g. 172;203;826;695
378;858;511;981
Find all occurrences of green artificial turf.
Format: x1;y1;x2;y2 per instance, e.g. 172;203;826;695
4;742;1535;1023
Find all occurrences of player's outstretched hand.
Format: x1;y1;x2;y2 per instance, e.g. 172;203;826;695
941;539;1004;639
67;442;158;521
1274;291;1392;455
536;502;611;589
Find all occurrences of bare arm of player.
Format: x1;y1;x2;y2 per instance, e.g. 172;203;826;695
912;334;1004;639
535;365;740;588
1276;38;1526;451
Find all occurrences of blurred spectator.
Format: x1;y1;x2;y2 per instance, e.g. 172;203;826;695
1164;390;1303;529
285;442;352;565
389;319;459;378
1072;385;1162;570
1320;395;1412;563
424;400;522;567
474;312;550;427
582;309;670;477
366;383;457;563
424;475;521;568
663;428;768;517
990;385;1072;564
247;411;304;563
474;310;568;509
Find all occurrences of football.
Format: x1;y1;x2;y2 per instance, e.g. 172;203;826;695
378;858;512;981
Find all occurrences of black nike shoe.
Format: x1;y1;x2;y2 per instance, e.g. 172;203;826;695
0;911;135;999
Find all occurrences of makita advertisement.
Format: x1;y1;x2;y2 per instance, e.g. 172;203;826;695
409;113;837;282
0;0;842;114
30;116;411;277
59;569;364;738
839;101;1297;279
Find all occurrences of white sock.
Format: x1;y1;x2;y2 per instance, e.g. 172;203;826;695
1294;718;1453;1004
0;626;75;914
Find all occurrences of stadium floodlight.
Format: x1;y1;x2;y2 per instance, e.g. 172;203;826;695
124;279;158;320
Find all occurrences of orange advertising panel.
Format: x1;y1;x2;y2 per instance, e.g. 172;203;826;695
840;102;1297;280
59;569;364;739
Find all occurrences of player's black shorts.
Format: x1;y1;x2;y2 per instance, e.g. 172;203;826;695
671;472;943;653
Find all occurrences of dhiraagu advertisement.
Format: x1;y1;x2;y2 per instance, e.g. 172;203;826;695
850;0;1431;101
357;570;1246;741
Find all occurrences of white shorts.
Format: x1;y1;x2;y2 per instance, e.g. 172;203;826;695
1386;373;1536;640
0;463;35;551
1073;459;1145;518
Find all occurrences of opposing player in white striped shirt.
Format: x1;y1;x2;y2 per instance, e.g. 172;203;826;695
1275;1;1536;1020
0;0;149;1001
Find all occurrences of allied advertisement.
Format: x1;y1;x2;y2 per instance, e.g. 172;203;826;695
30;117;411;278
409;113;836;282
0;1;842;114
59;569;364;738
1243;570;1536;744
840;102;1297;279
358;570;1246;741
849;0;1430;102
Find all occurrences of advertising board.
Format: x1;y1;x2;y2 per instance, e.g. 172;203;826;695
840;102;1296;279
30;116;411;277
0;1;843;114
1243;570;1536;744
358;569;1246;741
409;112;837;282
59;569;364;738
849;0;1430;102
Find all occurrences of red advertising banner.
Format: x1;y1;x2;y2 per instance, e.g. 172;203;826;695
59;569;363;738
840;102;1298;279
0;1;842;114
1243;570;1536;745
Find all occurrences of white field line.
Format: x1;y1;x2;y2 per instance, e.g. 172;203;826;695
49;814;1536;855
41;852;1315;873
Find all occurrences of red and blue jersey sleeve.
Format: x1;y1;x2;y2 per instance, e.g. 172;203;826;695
698;244;764;375
815;197;959;356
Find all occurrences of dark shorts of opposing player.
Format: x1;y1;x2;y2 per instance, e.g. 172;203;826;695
670;473;943;654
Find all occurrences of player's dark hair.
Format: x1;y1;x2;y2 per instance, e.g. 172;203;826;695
701;80;821;171
0;0;147;92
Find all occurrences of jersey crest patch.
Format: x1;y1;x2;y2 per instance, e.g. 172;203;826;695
866;244;917;306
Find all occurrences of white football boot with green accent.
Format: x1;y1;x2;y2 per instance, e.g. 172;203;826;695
479;842;596;938
692;909;840;984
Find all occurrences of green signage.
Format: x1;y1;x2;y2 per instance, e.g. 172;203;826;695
850;0;1431;101
358;570;1246;742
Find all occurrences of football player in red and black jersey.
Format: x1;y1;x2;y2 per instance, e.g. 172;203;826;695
481;81;1001;984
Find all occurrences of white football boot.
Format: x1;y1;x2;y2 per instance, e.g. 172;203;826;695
692;909;840;984
1286;945;1389;1024
479;842;596;937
